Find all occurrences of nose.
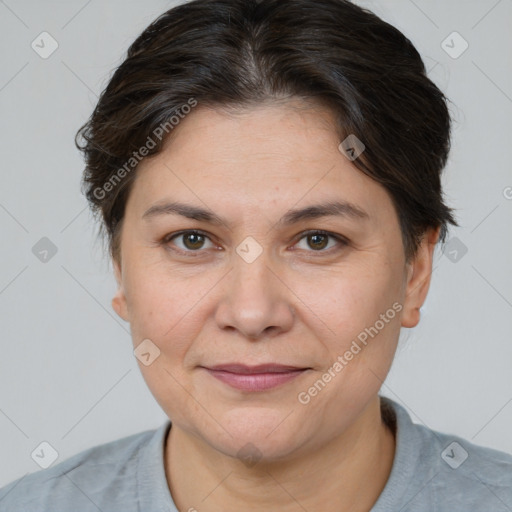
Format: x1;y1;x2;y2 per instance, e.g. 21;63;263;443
214;251;295;340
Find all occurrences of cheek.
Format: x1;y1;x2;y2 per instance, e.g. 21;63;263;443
124;269;206;419
295;262;402;339
123;264;218;367
295;262;403;397
294;268;402;410
123;266;184;345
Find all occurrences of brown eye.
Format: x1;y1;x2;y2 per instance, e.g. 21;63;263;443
294;230;348;253
182;232;206;250
165;230;215;253
307;233;329;251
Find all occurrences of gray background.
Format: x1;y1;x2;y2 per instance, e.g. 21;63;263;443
1;0;511;487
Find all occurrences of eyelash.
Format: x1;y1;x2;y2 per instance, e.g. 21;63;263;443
161;229;349;257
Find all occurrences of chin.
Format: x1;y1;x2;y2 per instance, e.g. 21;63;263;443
201;406;309;463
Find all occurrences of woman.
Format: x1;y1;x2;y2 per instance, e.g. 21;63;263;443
1;0;511;510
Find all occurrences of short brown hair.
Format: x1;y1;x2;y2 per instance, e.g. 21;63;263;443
76;0;458;263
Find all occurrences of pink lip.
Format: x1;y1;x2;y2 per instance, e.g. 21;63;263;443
201;364;309;392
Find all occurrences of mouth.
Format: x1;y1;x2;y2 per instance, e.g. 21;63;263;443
199;363;311;392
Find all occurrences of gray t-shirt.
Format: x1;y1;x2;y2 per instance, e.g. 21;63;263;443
1;396;511;511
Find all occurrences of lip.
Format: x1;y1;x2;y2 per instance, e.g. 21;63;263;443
200;364;310;392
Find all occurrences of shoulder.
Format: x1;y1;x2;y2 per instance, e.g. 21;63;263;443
415;419;512;508
381;397;512;511
0;425;163;512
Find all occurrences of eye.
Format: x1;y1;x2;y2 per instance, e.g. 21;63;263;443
293;230;348;253
162;229;348;257
163;230;216;255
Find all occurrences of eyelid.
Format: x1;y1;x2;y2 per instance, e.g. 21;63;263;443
163;229;218;256
162;229;349;256
291;229;349;253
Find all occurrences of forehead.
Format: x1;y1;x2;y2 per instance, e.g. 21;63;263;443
165;100;342;164
128;102;397;229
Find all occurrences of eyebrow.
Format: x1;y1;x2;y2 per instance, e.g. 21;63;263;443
142;200;370;226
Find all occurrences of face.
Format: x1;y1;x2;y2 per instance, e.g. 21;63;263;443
112;100;436;461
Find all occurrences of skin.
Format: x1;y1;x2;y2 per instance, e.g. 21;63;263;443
112;99;439;512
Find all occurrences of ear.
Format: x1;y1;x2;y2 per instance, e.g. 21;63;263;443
401;226;441;328
112;257;130;322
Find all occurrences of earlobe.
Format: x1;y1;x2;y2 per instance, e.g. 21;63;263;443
112;258;129;322
112;289;129;321
401;306;421;329
400;227;440;328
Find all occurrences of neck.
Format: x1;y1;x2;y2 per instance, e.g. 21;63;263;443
165;395;396;512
